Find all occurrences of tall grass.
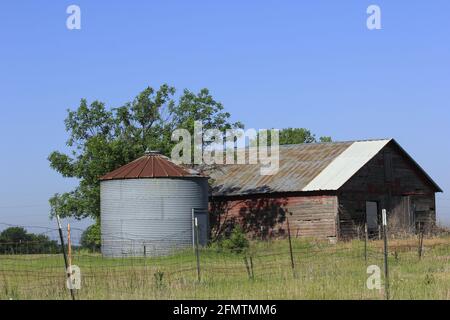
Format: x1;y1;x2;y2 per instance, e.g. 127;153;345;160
0;236;449;300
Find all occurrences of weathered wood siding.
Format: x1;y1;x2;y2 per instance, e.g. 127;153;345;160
338;142;436;238
284;195;338;239
210;194;338;240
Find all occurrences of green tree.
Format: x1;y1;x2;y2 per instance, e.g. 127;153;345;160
48;85;243;220
80;223;101;251
278;128;332;145
0;227;58;254
254;128;332;146
0;227;31;243
319;136;332;143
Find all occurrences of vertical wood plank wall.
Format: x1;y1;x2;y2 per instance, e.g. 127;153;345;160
337;143;436;238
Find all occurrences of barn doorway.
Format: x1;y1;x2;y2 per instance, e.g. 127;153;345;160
365;201;379;233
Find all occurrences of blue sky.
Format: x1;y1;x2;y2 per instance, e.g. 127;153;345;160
0;0;449;237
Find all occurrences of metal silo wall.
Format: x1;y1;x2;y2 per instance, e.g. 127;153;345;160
100;178;208;257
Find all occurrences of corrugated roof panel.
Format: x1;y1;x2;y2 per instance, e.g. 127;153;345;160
302;140;391;191
125;157;149;178
208;142;353;195
100;152;205;180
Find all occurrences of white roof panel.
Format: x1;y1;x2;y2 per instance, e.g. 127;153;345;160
302;139;391;191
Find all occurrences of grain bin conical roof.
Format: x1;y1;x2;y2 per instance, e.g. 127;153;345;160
100;151;205;180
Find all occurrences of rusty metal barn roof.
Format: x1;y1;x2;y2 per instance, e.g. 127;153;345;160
100;152;205;180
208;141;353;195
208;139;442;196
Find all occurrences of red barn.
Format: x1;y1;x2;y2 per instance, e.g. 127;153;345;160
208;139;442;240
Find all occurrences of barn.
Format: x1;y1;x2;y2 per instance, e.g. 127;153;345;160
208;139;442;240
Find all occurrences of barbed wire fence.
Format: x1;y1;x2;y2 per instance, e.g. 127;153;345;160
0;221;449;300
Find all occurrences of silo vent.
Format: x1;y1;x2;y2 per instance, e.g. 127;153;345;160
144;149;161;155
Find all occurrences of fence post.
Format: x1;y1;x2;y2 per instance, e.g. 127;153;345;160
67;223;72;267
191;208;195;253
56;215;75;301
249;256;254;279
194;217;201;282
364;223;368;262
382;209;390;300
244;256;253;280
286;218;296;278
418;222;424;260
143;244;147;271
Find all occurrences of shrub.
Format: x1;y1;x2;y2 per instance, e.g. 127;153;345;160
218;225;249;254
154;270;165;289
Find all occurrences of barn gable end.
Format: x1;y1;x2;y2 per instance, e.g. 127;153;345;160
338;140;440;238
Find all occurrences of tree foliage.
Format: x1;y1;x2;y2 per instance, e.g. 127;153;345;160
48;85;243;220
278;128;332;145
254;128;332;146
0;227;58;254
80;223;101;251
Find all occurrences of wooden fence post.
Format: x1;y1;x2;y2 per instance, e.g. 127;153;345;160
67;223;72;267
249;256;254;279
418;222;424;260
286;218;297;278
244;256;254;280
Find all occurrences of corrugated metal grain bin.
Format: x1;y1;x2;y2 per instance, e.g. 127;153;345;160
99;152;209;257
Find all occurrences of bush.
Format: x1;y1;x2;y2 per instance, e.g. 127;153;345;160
217;225;249;254
80;223;101;251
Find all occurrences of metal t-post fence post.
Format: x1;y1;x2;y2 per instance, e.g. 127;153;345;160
364;223;368;262
194;217;201;282
56;215;75;301
191;208;195;253
382;209;390;300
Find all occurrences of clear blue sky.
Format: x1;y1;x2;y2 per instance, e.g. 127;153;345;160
0;0;449;237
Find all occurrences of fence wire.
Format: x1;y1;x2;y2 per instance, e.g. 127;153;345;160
0;223;449;300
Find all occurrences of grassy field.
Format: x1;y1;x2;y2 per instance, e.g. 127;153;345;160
1;236;449;300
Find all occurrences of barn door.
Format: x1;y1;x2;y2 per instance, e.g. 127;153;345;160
366;201;379;232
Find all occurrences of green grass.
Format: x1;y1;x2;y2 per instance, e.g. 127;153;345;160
1;237;449;300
